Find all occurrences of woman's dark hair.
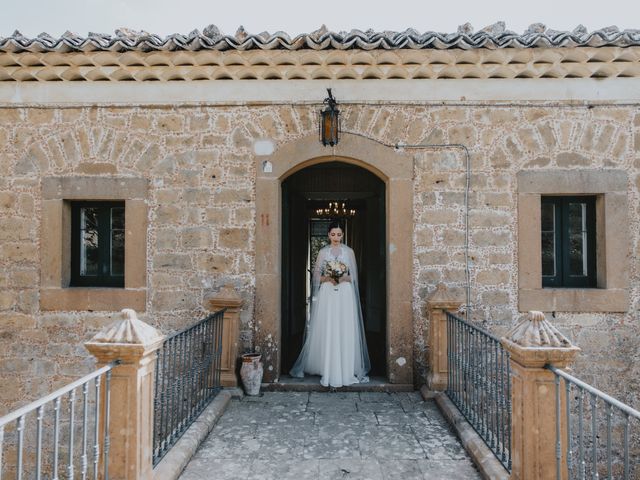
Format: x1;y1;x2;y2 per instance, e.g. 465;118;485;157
327;220;344;234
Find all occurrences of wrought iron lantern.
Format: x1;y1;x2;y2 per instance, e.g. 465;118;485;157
319;88;340;146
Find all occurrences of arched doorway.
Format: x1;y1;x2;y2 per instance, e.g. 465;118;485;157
281;162;387;376
254;133;414;385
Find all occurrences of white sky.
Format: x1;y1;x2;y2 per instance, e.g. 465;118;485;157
2;0;639;38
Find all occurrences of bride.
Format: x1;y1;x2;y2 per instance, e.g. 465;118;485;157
290;220;370;387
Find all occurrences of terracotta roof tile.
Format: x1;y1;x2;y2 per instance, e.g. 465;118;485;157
2;23;640;53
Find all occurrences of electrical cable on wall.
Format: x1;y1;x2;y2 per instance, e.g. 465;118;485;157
341;131;473;321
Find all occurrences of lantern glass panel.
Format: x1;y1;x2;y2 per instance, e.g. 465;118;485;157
320;109;339;146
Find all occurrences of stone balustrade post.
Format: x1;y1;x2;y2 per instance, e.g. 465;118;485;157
501;311;581;480
426;284;464;392
204;285;243;387
85;309;164;480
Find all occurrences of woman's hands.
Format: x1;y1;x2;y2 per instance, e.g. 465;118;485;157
321;275;351;285
321;275;338;286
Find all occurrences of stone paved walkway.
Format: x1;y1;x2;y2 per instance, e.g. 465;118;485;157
179;391;481;480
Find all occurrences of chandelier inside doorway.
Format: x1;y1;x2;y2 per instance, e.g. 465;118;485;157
314;201;356;217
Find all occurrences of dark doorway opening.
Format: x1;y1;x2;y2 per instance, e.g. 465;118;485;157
281;161;387;378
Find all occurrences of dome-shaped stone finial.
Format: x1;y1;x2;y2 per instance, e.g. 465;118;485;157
89;309;163;345
504;311;574;348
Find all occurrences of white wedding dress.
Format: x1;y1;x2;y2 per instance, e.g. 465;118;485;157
290;244;370;387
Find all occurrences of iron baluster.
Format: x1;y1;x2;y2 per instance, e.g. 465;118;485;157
187;326;195;424
201;321;208;406
165;335;174;451
458;316;462;406
68;389;76;480
196;322;204;410
506;349;512;471
448;313;453;402
194;324;201;415
555;374;562;480
173;334;181;445
93;376;101;480
53;396;61;480
470;325;475;423
104;370;112;480
464;322;469;419
0;424;4;480
183;331;191;430
153;348;161;462
579;387;586;480
80;383;89;480
215;311;223;388
477;331;482;436
491;337;497;451
210;313;216;392
448;313;453;399
623;413;629;479
16;415;24;480
472;326;476;424
453;311;457;403
590;393;598;480
35;406;44;480
566;380;573;478
179;332;187;435
485;334;490;443
606;404;612;480
496;341;503;460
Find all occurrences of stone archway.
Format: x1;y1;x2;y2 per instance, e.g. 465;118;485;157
254;133;414;384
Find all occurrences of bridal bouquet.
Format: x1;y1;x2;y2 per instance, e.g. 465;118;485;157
323;260;349;291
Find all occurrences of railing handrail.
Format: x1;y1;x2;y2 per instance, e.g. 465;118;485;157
445;310;502;343
0;361;119;427
446;311;512;471
546;364;640;419
153;308;225;466
163;308;227;343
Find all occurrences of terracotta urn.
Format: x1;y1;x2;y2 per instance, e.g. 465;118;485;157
240;353;263;396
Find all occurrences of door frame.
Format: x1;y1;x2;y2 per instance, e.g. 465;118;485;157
255;133;414;384
280;164;387;376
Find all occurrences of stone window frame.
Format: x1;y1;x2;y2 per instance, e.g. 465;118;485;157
40;177;148;311
517;170;629;313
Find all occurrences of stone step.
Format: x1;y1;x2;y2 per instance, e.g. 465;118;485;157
261;375;414;392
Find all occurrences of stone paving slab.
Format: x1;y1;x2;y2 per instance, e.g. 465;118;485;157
179;391;481;480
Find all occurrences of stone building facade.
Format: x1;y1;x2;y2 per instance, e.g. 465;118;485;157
0;24;639;413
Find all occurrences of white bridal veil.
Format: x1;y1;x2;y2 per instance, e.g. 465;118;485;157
290;243;371;382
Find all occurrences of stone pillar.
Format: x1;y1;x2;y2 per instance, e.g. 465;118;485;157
85;309;164;480
204;285;243;387
501;311;580;480
426;284;464;392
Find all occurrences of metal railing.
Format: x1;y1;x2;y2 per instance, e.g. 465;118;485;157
547;365;640;479
0;361;117;480
445;311;512;471
152;309;225;466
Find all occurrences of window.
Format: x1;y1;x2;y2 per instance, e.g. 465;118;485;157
541;196;596;288
71;201;125;287
517;170;629;313
41;177;147;311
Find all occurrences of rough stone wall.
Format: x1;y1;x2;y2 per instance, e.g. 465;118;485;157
0;103;639;414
